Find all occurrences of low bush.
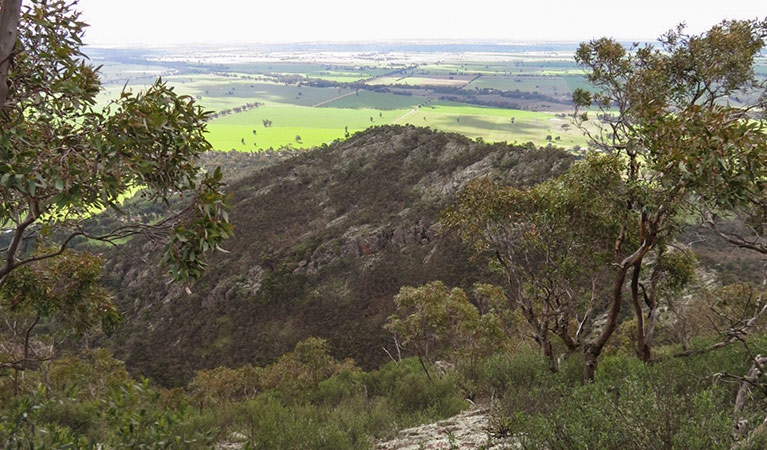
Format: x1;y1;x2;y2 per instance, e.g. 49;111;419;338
486;342;766;450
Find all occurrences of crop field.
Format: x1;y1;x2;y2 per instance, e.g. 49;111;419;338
416;63;517;75
225;62;392;82
466;75;571;95
366;75;408;85
562;74;594;93
201;100;588;151
319;90;424;109
164;75;357;107
417;59;579;75
98;76;355;112
378;76;474;87
396;60;588;99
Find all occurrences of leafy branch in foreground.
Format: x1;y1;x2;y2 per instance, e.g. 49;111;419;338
0;0;232;286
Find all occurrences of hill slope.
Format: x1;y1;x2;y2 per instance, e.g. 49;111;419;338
102;125;573;385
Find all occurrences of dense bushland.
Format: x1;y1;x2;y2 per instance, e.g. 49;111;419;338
2;332;766;448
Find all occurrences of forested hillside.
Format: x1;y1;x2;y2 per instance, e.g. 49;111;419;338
102;125;573;385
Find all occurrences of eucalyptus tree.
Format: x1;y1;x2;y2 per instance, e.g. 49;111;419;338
443;154;628;372
446;19;767;381
572;18;767;379
0;249;118;394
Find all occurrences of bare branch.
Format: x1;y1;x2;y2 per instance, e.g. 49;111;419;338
708;219;767;255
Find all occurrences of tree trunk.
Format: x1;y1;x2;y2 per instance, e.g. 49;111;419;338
0;0;22;113
630;259;652;361
733;355;767;443
583;241;652;381
542;337;557;373
583;349;598;381
417;354;433;381
640;307;658;362
582;263;630;381
635;250;662;362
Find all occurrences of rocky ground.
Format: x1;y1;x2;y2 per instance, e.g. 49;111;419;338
214;406;517;450
375;407;517;450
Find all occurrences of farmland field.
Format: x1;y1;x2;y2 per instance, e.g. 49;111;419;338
88;43;635;151
165;76;358;108
369;75;475;87
225;62;393;82
466;75;571;95
319;90;424;109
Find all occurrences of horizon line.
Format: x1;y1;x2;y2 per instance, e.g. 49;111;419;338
83;37;660;49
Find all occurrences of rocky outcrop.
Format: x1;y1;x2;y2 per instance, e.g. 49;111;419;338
375;407;517;450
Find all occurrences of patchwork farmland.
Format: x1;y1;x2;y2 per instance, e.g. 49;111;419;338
89;44;629;151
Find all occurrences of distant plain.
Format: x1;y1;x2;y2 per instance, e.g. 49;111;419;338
91;45;767;152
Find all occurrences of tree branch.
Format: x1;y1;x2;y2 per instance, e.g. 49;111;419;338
0;205;38;281
708;218;767;255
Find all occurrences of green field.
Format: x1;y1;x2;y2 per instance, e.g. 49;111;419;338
366;75;407;85
205;104;414;150
164;76;356;108
417;62;516;75
319;90;424;109
367;59;588;99
466;75;571;95
397;102;588;147
225;62;392;82
203;96;588;151
393;76;473;87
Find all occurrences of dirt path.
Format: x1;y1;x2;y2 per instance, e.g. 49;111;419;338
393;108;418;124
312;90;357;107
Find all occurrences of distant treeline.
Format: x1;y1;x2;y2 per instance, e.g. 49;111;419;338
207;101;263;120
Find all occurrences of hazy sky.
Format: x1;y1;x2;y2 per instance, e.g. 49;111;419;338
76;0;767;46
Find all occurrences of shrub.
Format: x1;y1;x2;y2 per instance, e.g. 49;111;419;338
364;358;467;420
488;347;760;449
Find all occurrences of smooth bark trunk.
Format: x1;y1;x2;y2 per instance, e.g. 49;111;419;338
583;241;652;381
0;0;22;113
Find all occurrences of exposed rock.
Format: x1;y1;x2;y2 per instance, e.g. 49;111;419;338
375;407;517;450
215;431;248;450
239;265;265;296
433;360;455;378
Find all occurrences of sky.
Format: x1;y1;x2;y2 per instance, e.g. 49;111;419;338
76;0;767;46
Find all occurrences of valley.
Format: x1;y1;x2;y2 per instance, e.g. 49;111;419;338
90;43;597;151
